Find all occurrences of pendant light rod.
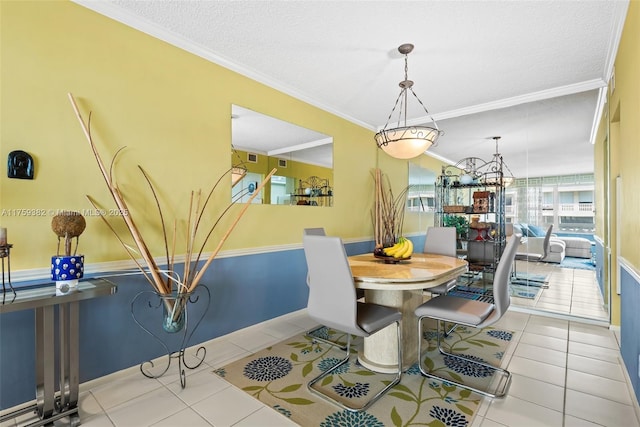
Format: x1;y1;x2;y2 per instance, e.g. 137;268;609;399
375;43;443;160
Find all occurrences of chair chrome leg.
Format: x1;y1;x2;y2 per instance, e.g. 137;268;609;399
417;317;512;398
512;259;548;284
442;321;458;337
305;325;348;351
307;322;402;412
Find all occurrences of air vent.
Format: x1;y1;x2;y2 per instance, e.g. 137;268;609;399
278;159;287;168
247;153;258;163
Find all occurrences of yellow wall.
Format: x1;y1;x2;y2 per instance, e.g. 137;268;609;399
594;0;640;326
0;1;441;271
233;149;332;189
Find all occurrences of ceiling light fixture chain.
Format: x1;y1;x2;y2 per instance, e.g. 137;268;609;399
375;43;443;160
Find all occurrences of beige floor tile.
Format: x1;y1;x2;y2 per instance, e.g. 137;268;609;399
478;417;508;426
165;369;231;406
563;414;602;427
565;389;640;427
513;342;567;367
568;341;620;362
507;356;566;387
485;395;563;427
569;329;618;349
519;332;567;352
535;301;572;313
90;371;163;410
566;369;632;405
151;408;211;426
507;373;565;411
106;386;188;427
567;353;625;381
191;387;265;426
234;407;299;426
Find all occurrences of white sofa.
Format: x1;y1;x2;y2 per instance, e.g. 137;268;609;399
557;237;592;258
518;235;566;263
509;223;566;264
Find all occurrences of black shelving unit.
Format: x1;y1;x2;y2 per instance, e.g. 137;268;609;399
435;155;507;276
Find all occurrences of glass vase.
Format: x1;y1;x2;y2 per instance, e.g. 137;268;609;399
160;291;189;333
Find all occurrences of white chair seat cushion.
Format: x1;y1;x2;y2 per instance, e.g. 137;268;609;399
415;296;495;326
357;302;402;335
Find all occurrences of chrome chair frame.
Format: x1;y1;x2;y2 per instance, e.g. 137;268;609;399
306;320;402;412
302;228;348;350
513;225;552;285
423;226;459;336
303;234;402;412
415;235;520;398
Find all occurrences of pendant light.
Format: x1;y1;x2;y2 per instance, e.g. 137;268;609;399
375;43;443;159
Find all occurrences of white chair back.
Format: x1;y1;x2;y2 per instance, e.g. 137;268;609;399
303;235;363;336
424;226;457;257
485;235;520;324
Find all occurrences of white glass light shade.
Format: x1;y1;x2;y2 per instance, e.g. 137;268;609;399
374;126;440;160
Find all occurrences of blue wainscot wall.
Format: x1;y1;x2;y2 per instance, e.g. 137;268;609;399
620;259;640;405
0;238;381;410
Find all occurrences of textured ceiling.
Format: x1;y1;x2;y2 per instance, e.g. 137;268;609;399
74;0;629;178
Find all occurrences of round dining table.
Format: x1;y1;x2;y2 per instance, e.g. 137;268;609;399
348;253;468;373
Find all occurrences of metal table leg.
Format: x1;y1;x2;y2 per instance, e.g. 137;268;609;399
35;306;55;420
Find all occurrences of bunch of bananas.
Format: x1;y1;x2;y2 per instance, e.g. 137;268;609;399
382;237;413;259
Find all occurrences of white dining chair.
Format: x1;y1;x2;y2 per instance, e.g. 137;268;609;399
303;234;402;412
423;226;458;296
302;227;347;350
414;235;520;398
423;226;460;336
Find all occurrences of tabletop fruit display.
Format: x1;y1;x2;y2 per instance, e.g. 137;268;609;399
374;236;413;261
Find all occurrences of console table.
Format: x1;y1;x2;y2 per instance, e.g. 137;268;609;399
0;278;117;426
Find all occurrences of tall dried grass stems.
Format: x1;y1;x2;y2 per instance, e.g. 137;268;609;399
372;168;410;247
68;93;276;303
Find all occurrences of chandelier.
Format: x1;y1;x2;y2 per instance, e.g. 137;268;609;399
446;136;515;187
375;44;443;160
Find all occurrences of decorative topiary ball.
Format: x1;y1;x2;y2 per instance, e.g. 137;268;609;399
52;211;86;238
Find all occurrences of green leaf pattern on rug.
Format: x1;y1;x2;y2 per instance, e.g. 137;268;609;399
215;325;514;426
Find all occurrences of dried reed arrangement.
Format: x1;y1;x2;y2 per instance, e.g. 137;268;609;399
372;168;410;248
67;93;275;298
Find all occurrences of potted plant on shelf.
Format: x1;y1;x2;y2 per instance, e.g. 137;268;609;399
443;215;469;248
51;211;86;295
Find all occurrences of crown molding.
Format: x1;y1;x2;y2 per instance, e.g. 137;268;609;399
603;0;630;83
590;86;608;145
405;79;607;127
71;0;377;133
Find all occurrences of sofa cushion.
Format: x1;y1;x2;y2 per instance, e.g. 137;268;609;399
517;223;532;237
512;223;523;236
527;224;547;237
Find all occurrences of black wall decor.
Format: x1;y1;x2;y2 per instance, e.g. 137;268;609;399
7;150;34;179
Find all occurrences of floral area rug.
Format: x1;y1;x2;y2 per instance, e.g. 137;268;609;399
214;323;515;426
450;271;548;302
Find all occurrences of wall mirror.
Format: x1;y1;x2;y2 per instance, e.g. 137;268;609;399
406;162;436;234
231;104;333;207
407;162;436;213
